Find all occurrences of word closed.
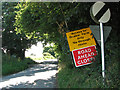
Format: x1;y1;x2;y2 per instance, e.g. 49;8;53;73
72;46;97;67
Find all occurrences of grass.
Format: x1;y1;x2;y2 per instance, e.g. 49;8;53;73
26;56;44;60
57;49;120;89
2;54;37;76
58;60;103;88
2;52;56;76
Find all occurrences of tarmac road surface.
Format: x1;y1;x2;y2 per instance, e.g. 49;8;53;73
0;59;58;89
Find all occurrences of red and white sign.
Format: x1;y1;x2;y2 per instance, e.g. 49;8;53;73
72;45;97;67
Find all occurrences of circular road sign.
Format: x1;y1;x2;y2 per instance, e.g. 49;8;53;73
90;1;111;24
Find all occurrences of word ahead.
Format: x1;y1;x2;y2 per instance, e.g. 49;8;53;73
66;28;96;51
72;46;97;67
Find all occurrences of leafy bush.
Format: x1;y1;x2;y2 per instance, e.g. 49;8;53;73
43;52;55;60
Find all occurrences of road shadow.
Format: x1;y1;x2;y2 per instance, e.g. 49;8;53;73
0;63;58;89
2;76;56;88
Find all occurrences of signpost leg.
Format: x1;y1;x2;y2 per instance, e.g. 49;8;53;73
100;22;105;85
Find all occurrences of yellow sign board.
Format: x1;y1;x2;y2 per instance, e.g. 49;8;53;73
66;27;96;51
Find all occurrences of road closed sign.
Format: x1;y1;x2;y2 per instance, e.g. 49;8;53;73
66;27;96;51
72;45;97;67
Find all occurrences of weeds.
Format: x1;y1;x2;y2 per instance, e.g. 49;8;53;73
2;54;36;76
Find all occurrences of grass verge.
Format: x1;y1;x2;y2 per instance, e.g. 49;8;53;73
57;51;120;88
58;60;103;88
2;54;37;76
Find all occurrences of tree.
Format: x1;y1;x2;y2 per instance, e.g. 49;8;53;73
2;2;38;59
14;2;94;59
43;46;55;57
14;2;119;61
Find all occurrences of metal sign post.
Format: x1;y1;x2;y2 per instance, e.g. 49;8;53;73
90;1;111;85
100;22;105;85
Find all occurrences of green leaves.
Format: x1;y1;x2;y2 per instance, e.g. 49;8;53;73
2;2;37;59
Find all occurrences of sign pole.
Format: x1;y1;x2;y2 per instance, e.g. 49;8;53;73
90;1;111;86
100;22;105;85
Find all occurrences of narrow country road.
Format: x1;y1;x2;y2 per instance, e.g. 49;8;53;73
0;59;58;89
